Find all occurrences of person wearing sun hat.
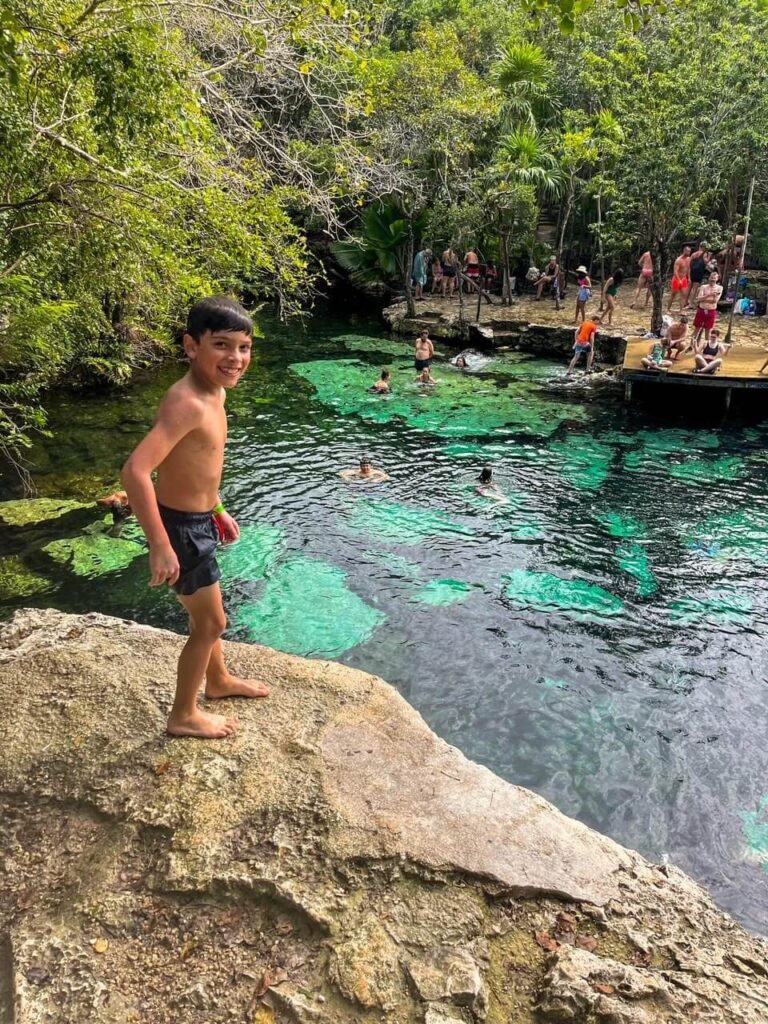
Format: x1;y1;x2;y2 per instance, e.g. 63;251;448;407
573;264;592;324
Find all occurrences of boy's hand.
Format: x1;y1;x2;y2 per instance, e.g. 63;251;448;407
215;511;240;545
149;544;180;587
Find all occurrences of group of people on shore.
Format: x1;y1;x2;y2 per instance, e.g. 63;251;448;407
412;246;497;299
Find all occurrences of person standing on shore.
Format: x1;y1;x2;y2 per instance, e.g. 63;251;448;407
122;296;269;739
573;265;592;324
692;271;723;346
412;247;431;300
602;268;624;325
667;245;692;313
630;251;654;309
441;247;459;298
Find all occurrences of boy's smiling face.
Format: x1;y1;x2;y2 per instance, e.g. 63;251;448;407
184;329;252;389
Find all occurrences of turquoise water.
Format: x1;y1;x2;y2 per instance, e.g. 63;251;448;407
2;312;768;934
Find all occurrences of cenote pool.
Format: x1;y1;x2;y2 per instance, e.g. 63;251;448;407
2;312;768;934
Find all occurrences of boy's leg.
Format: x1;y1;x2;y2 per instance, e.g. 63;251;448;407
168;583;236;738
205;635;270;700
586;346;595;371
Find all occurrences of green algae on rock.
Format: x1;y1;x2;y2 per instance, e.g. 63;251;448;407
667;455;747;484
411;578;474;606
667;589;753;627
336;334;411;358
290;358;586;438
348;498;474;545
549;436;615;490
503;569;623;618
42;519;145;578
741;796;768;868
616;542;658;597
234;556;385;657
0;497;87;527
598;511;646;540
0;555;52;601
217;524;283;581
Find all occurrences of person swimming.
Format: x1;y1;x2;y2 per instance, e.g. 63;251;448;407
416;367;437;386
475;466;508;503
339;456;390;483
368;369;391;394
455;355;469;369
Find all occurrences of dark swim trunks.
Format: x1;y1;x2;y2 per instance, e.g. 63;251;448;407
159;504;221;596
415;357;431;370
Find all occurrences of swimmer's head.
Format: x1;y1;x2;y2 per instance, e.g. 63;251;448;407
479;466;493;484
359;455;372;470
381;369;390;380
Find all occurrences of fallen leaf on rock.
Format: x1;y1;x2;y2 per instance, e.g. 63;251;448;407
576;935;598;952
25;966;50;985
556;912;578;930
254;968;289;999
152;761;172;776
93;938;109;954
591;982;616;995
180;939;198;961
535;931;560;952
275;919;293;936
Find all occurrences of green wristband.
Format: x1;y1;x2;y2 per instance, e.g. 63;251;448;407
212;502;225;515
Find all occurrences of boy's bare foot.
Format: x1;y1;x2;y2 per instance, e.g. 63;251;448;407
205;674;270;699
167;709;237;739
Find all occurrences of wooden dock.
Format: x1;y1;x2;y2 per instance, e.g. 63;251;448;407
622;337;768;408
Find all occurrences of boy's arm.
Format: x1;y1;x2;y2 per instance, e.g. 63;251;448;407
122;394;202;586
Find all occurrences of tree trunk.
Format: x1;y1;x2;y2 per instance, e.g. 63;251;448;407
596;186;606;310
556;186;575;268
404;221;416;318
650;240;669;336
501;231;512;305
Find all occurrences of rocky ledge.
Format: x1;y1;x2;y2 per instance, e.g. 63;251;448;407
1;608;767;1024
382;299;628;364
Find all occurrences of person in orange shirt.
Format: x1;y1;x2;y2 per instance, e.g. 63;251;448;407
567;316;601;373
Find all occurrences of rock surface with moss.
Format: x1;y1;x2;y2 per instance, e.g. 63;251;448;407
1;608;767;1024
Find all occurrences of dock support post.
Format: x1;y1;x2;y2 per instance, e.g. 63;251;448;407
724;387;732;413
624;379;633;402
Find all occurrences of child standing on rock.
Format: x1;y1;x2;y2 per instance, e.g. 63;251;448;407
122;296;269;739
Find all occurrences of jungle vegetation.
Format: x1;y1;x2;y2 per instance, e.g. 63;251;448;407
1;0;768;475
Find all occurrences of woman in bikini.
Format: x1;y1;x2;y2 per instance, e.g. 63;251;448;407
441;247;459;298
630;251;654;309
601;268;624;325
573;265;592;324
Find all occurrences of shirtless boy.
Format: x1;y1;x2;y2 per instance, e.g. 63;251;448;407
122;296;269;740
667;245;691;312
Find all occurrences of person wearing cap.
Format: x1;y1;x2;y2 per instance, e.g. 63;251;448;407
340;456;390;483
573;265;592;324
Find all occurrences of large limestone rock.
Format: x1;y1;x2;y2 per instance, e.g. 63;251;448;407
0;608;767;1023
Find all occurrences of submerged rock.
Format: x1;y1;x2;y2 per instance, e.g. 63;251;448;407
1;608;767;1023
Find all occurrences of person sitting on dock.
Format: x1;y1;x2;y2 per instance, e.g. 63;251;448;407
368;369;391;394
567;316;601;374
665;316;690;360
640;339;674;371
340;456;390;483
694;329;730;375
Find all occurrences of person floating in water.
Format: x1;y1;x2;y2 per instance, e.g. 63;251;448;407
97;489;132;536
567;316;601;374
122;296;270;740
340;456;390;483
415;366;437;386
454;355;469;369
475;466;508;503
368;369;391;394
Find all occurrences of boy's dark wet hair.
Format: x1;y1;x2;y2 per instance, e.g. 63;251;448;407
381;369;390;379
186;296;252;340
479;466;493;484
360;455;372;467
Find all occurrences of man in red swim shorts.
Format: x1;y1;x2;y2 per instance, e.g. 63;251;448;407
667;245;691;312
692;271;723;345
